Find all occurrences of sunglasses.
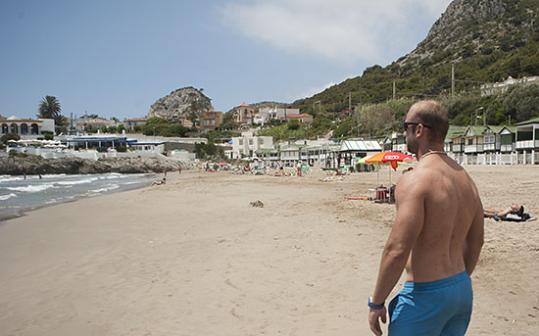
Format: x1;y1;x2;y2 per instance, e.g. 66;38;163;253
403;121;432;131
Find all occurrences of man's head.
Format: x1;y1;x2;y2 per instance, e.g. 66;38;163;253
404;100;449;155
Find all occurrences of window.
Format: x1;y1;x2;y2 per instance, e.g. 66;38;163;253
248;139;253;145
258;138;264;145
239;139;243;146
467;139;473;145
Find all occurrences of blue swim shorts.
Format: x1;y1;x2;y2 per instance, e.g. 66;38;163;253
388;272;473;336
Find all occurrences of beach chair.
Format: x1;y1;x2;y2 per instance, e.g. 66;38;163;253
374;186;389;203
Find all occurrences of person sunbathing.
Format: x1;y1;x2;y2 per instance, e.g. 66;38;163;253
484;204;528;221
483;204;537;222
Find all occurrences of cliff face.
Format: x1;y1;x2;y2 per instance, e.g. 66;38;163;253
148;87;213;122
399;0;535;66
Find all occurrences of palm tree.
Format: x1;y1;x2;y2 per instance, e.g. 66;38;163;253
38;96;61;120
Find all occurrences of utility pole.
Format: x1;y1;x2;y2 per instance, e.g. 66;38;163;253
70;112;74;134
451;63;455;98
392;81;396;100
357;105;361;137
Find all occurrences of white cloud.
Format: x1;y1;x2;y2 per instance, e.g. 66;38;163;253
291;81;337;101
219;0;452;64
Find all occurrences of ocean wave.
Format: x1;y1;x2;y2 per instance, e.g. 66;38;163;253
0;193;17;201
0;176;24;183
123;181;143;185
56;177;98;185
0;174;71;183
89;184;120;193
100;173;137;180
41;174;68;179
6;184;56;193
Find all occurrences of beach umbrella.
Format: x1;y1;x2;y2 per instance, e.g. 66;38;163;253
363;152;386;185
381;152;413;184
365;152;386;165
381;152;414;170
365;151;414;185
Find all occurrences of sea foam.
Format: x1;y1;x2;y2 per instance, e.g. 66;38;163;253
0;193;17;201
0;176;24;183
6;184;56;193
56;177;99;186
89;184;120;193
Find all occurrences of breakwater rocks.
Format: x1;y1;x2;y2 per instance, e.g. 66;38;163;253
0;155;185;175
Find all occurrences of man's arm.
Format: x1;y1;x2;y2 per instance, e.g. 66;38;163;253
371;174;426;304
464;198;484;275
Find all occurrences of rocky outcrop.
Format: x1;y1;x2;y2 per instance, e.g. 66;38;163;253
399;0;534;66
148;87;213;122
0;155;186;175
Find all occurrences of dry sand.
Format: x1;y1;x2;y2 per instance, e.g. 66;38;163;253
0;165;538;335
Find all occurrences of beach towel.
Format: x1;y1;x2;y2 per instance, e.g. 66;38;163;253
494;213;533;222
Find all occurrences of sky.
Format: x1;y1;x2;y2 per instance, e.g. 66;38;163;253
0;0;452;119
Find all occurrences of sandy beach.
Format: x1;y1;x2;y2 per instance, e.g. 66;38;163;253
0;166;538;335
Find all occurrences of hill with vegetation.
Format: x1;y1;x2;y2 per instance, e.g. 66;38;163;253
287;0;539;138
148;87;212;126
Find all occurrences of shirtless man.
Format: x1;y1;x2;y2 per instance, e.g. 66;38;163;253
368;100;484;336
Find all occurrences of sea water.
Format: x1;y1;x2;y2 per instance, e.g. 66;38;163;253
0;173;156;220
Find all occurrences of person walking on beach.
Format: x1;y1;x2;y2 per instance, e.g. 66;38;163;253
368;100;484;336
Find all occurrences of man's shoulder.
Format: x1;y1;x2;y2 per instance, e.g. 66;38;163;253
398;166;434;188
395;168;431;199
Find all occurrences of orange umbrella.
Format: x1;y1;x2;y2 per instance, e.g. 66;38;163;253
364;152;386;164
381;152;414;170
365;151;413;185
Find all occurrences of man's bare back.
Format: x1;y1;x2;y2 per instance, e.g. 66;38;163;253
399;153;483;282
368;100;484;336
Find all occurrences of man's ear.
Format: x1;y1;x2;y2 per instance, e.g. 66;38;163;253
415;124;424;138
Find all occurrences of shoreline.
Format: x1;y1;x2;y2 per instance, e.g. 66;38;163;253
0;172;159;222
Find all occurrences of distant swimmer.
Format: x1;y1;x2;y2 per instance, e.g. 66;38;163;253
368;100;484;336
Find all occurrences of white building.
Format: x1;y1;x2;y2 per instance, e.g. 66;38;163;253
230;131;274;159
256;107;300;124
74;116;118;132
0;117;55;139
124;117;147;130
480;76;539;97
